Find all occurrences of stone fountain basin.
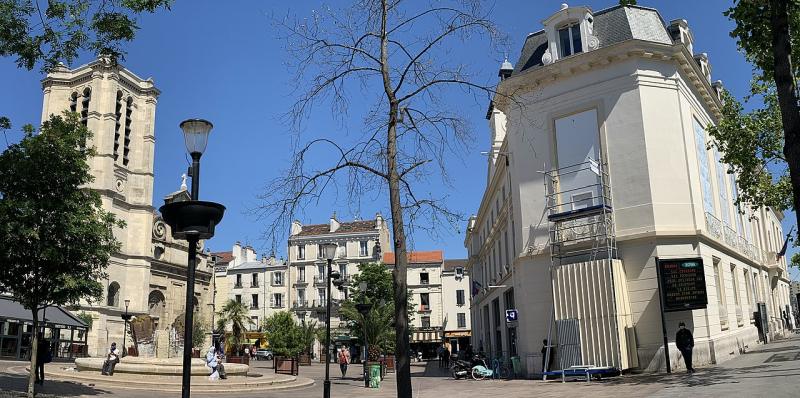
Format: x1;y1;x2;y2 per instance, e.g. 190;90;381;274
74;356;248;376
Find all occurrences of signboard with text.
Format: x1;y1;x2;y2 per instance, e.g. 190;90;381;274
657;258;708;312
505;309;518;323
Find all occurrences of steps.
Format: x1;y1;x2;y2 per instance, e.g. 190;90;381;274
8;365;314;393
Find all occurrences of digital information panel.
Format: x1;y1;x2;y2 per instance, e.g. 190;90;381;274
657;258;708;312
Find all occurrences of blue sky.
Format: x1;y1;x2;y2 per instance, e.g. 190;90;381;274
0;0;797;277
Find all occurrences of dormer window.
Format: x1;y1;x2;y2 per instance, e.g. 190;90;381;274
558;23;583;57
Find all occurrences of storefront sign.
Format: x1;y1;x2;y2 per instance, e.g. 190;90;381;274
657;258;708;312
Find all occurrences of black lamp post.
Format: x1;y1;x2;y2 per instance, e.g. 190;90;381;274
121;299;131;357
160;118;225;398
355;282;372;388
321;242;340;398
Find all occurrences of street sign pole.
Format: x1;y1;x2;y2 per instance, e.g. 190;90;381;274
655;257;671;374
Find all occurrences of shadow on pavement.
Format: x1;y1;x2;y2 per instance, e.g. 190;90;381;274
0;371;112;397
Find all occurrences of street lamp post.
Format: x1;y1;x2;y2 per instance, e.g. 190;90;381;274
321;243;340;398
121;299;131;357
160;119;225;398
355;281;372;388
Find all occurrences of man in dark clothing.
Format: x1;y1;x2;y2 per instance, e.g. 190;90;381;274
676;322;695;373
541;339;555;373
35;335;50;385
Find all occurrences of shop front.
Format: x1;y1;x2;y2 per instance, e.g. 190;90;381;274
410;329;443;360
444;330;471;357
0;295;89;360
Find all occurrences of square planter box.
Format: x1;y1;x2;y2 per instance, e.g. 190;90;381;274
319;353;327;363
227;355;250;365
274;356;299;376
299;353;312;365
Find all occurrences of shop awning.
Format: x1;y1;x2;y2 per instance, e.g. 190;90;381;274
0;295;88;329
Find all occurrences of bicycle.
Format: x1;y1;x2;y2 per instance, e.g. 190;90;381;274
492;357;514;380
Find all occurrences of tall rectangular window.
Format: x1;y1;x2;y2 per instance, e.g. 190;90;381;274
456;289;465;305
251;273;258;287
420;272;429;285
730;173;745;234
558;24;582;57
359;241;368;256
420;293;430;311
693;118;715;214
250;316;258;331
555;109;600;212
273;271;283;286
714;148;730;225
298;266;306;282
235;274;242;288
251;294;259;309
421;316;431;329
297;289;305;305
235;294;241;304
317;244;324;259
297;244;305;260
457;313;467;328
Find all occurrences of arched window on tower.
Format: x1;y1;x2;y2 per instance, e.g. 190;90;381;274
192;296;199;313
80;87;91;127
69;92;78;113
114;91;123;162
123;97;133;166
148;290;166;319
107;281;120;307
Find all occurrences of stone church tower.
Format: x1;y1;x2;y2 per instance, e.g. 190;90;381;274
41;58;214;356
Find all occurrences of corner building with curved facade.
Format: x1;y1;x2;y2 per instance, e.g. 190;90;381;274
466;3;793;375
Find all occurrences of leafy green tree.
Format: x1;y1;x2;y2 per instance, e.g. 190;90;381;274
298;319;318;355
0;0;172;71
262;311;303;357
0;112;122;397
215;300;253;353
717;0;800;234
338;262;413;355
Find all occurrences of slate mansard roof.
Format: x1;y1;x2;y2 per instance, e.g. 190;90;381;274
513;5;672;76
294;220;378;237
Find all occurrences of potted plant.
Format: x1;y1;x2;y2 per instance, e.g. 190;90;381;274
215;300;254;365
263;311;303;375
298;320;318;365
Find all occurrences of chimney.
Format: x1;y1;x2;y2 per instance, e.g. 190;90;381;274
290;220;303;236
375;212;383;230
245;246;257;263
667;19;694;55
232;241;242;266
712;80;724;102
330;212;340;233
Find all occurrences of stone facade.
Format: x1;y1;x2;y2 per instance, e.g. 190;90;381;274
40;59;213;356
466;3;793;375
441;259;471;353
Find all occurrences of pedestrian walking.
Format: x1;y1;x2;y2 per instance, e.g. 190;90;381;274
676;322;695;373
35;335;51;385
443;347;450;368
101;342;120;376
437;345;444;368
338;347;351;379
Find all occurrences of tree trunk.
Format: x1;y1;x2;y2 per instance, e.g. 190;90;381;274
387;104;411;397
771;0;800;233
28;309;39;398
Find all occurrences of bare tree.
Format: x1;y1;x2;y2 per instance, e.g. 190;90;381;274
260;1;506;395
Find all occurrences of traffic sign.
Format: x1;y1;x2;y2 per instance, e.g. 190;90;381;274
505;309;518;322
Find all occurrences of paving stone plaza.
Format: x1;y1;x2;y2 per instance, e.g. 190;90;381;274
1;334;800;397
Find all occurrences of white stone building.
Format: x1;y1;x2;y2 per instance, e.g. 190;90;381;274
383;251;446;359
286;214;390;354
466;3;793;375
39;59;214;356
441;259;471;354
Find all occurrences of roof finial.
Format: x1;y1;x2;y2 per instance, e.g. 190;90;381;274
561;3;569;10
180;173;188;191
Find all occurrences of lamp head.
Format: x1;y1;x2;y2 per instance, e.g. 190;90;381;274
322;243;337;261
124;299;130;309
359;281;368;293
329;270;341;280
179;118;213;156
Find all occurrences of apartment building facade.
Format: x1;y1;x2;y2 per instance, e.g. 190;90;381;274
466;3;793;376
441;259;472;354
286;214;391;354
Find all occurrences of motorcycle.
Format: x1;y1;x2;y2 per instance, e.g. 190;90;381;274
451;358;472;379
470;356;495;380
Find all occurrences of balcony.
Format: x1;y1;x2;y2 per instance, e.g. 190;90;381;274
251;283;259;288
418;305;431;313
293;300;309;309
234;283;243;289
295;278;308;286
723;226;738;248
704;213;767;265
270;301;283;308
250;305;259;310
313;275;327;285
705;212;723;240
272;281;284;287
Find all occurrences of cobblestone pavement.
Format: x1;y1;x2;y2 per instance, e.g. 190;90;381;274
3;335;800;397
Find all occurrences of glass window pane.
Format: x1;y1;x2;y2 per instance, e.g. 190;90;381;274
559;27;571;57
715;148;730;225
693;119;715;214
571;24;583;54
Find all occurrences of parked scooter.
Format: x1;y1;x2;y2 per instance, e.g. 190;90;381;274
450;358;472;379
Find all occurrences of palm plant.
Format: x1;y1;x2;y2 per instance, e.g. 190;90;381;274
215;299;253;353
298;320;319;355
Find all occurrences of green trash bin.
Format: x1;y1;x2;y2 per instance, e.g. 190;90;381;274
511;356;521;377
369;364;382;388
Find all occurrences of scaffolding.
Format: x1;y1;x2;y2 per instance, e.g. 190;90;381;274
542;157;621;379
